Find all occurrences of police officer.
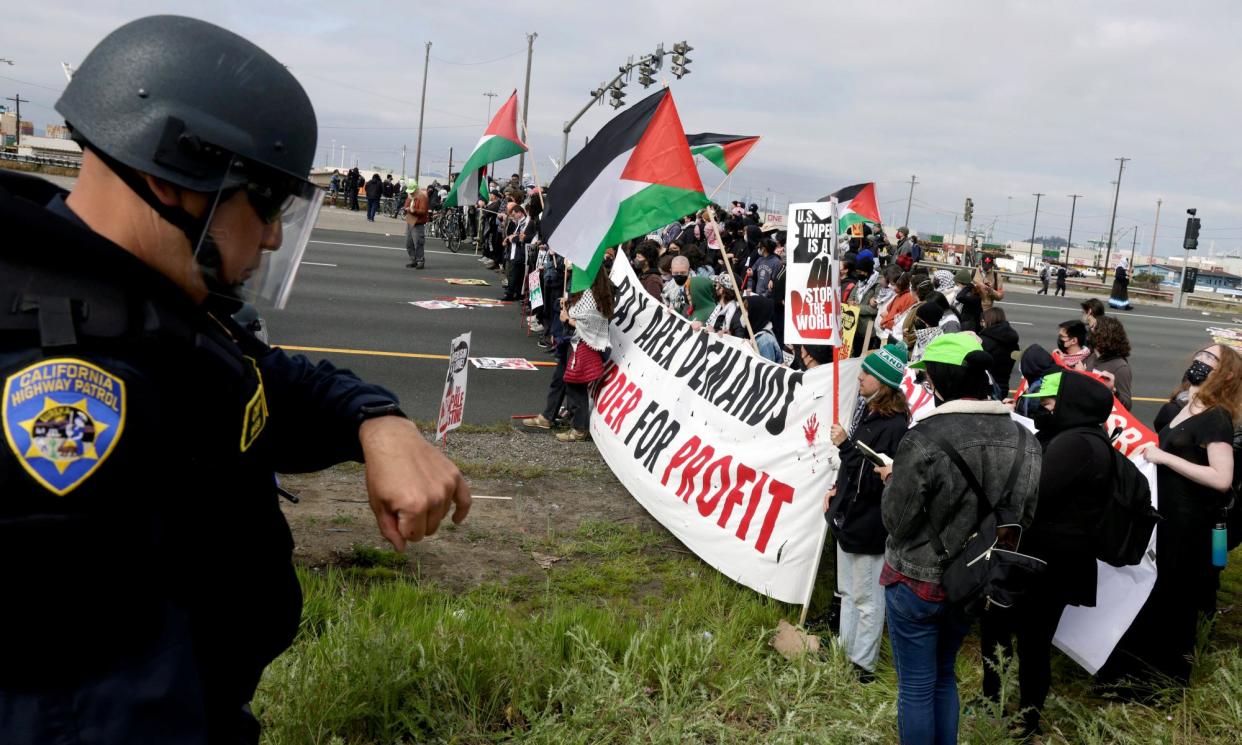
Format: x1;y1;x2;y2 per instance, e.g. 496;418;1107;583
0;16;470;743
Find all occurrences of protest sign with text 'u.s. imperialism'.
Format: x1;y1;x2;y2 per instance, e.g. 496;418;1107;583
784;201;841;346
593;258;860;603
436;332;471;442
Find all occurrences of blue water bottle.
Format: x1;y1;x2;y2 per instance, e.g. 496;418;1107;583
1213;520;1228;568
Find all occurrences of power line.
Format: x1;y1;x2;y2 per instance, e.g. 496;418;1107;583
0;74;62;92
431;49;525;66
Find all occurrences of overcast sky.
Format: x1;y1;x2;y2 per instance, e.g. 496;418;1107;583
4;0;1240;258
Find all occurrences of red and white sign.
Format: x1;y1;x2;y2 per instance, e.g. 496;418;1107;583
436;332;471;442
784;200;842;346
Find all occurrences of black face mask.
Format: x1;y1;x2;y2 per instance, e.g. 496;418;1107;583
1031;406;1056;434
1056;338;1069;353
604;258;615;271
673;274;689;286
1186;360;1213;386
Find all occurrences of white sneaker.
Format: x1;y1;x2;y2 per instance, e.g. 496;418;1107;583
529;323;545;333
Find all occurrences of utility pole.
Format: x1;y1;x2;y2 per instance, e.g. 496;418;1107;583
1149;198;1162;266
447;146;453;181
413;41;432;185
1128;223;1140;272
1066;194;1082;265
1028;193;1045;268
483;91;498;121
5;94;28;147
399;144;406;181
903;174;918;227
1103;156;1130;281
517;32;537;177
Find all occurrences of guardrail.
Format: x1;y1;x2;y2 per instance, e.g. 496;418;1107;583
916;259;1175;302
0;151;82;170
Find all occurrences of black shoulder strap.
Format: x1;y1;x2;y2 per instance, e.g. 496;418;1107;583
919;421;1028;561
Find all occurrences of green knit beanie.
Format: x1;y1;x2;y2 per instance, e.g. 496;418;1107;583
862;343;908;390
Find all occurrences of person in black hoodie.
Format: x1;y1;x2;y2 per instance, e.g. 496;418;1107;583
981;370;1113;736
827;343;910;679
1012;343;1059;423
979;307;1020;398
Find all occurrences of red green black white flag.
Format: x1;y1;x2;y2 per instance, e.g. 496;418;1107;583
817;182;883;234
542;89;709;292
685;132;760;175
444;90;527;207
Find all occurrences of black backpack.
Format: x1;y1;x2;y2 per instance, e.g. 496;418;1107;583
1095;431;1159;567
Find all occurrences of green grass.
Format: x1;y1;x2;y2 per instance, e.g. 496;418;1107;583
255;534;1242;744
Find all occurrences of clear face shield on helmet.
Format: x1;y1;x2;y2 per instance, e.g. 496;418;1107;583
192;158;323;311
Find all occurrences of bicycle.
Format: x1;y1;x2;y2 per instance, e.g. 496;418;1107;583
431;208;464;253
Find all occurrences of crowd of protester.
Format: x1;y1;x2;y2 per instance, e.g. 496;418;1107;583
496;207;1241;742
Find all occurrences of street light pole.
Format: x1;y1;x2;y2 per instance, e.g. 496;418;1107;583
517;32;536;177
483;91;498;122
1102;156;1130;280
1149;198;1162;266
1128;223;1140;272
1065;194;1082;265
1028;193;1045;268
413;41;431;184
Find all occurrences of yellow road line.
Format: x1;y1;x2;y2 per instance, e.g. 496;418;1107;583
276;343;556;367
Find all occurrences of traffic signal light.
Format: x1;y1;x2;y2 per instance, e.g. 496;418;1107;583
671;41;693;78
638;57;656;88
1184;215;1201;250
609;80;627;109
964;198;974;223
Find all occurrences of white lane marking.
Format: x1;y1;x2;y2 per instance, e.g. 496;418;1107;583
301;261;338;267
1010;321;1034;326
1001;299;1242;326
309;239;478;258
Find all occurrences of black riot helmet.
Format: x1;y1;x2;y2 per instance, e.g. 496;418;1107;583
55;15;322;310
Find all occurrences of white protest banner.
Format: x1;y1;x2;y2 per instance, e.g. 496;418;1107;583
784;200;841;345
435;332;470;442
762;212;786;229
594;258;860;603
528;270;544;310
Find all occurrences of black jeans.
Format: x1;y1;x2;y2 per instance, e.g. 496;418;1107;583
566;382;590;430
979;585;1068;733
1055;281;1066;297
541;340;570;422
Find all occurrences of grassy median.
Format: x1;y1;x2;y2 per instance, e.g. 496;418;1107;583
254;516;1242;745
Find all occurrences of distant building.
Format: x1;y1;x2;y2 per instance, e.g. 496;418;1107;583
1134;262;1242;294
15;135;83;164
44;123;71;140
1;111;35;144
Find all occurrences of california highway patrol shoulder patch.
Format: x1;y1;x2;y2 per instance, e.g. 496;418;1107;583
3;358;127;496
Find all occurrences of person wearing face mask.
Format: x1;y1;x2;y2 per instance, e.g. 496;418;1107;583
1056;320;1091;369
847;257;882;356
826;344;910;682
1106;344;1242;688
705;273;745;337
953;268;983;332
1080;297;1105;330
981;371;1113;737
661;255;692;316
877;333;1042;745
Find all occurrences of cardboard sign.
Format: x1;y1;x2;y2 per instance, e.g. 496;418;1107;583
436;332;471;442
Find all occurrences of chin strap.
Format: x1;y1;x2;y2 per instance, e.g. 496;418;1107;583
82;142;244;305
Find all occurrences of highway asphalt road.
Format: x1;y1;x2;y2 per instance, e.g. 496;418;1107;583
268;226;1242;428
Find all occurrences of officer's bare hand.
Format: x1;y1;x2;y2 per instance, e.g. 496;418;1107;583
359;417;471;551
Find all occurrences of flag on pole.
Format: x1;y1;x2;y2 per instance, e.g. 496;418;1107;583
444;91;527;207
685;132;761;174
817;182;883;235
542;89;709;292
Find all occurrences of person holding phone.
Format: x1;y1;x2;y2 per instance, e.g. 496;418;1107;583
826;343;911;681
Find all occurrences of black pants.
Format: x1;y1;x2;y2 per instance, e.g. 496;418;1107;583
1037;278;1049;295
506;252;525;300
1055;281;1066;297
541;340;570;421
566;382;590;430
979;587;1068;733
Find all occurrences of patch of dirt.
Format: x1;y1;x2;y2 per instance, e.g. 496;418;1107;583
278;430;663;591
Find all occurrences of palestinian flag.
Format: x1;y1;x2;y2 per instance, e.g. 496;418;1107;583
686;133;760;174
818;182;882;235
444;90;526;207
543;89;709;292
